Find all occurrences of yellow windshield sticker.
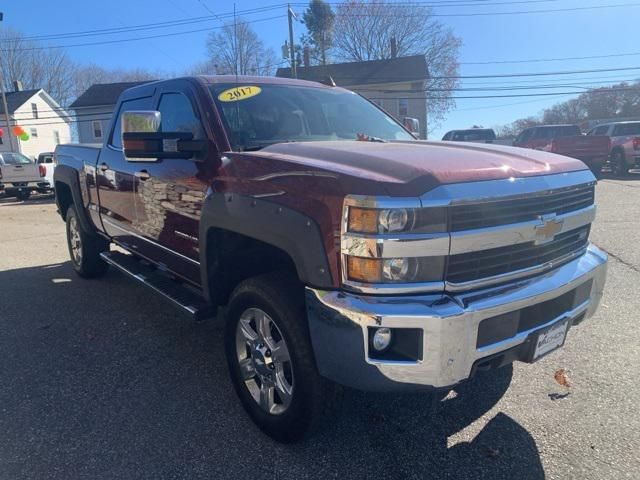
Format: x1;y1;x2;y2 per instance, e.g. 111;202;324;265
218;86;262;102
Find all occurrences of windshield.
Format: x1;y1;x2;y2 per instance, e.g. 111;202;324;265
209;83;413;151
0;152;33;165
451;130;496;141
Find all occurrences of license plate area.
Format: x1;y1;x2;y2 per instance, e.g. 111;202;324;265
529;319;570;362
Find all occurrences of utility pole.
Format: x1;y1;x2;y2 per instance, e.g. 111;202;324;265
287;5;296;78
0;12;16;151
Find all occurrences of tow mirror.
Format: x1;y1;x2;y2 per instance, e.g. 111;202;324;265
121;111;207;161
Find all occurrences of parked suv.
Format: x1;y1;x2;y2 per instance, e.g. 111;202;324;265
587;121;640;176
54;76;607;442
442;128;496;143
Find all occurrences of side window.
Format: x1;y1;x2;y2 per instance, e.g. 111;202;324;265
157;92;204;139
110;96;153;149
593;125;609;136
516;129;530;143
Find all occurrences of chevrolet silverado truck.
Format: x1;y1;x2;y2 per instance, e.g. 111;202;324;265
513;124;610;176
54;76;607;442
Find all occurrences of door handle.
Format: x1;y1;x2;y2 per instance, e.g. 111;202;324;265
99;163;109;172
135;170;151;181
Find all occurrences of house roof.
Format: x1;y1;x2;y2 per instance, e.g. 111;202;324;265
276;55;428;87
0;89;42;115
69;80;153;109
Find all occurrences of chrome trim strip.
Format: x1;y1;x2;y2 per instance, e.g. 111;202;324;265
341;231;449;258
449;205;594;254
102;217;200;266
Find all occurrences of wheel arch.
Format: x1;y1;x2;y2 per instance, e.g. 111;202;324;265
53;165;93;233
199;192;334;307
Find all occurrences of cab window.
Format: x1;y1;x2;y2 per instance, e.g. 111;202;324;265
157;92;204;139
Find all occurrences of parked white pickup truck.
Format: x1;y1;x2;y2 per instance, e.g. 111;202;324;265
0;152;48;200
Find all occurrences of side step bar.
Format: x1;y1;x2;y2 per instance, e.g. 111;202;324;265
100;251;214;321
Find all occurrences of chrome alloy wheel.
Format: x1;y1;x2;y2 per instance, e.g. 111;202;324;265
235;308;294;415
68;215;83;265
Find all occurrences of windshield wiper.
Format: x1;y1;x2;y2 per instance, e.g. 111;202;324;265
356;133;387;143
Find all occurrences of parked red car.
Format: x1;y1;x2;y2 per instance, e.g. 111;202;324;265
513;124;610;176
587;121;640;176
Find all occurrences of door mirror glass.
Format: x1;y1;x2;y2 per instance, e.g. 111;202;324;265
122;111;161;136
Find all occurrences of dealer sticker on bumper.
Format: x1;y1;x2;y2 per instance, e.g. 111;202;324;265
533;319;570;360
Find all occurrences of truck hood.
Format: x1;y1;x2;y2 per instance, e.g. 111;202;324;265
251;140;588;193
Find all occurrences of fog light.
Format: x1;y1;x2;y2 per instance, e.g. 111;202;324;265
372;327;392;351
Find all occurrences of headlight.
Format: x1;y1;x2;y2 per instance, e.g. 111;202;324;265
346;256;444;284
348;206;445;234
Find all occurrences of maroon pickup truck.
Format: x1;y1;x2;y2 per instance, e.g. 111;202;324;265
513;124;610;176
54;76;607;442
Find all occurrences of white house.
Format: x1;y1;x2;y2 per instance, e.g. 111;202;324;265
0;87;72;159
277;55;430;139
69;81;152;144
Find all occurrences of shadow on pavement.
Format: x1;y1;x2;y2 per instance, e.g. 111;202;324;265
0;262;544;480
0;193;56;206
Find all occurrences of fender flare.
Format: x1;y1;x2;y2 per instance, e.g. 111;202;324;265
199;192;334;303
53;164;94;234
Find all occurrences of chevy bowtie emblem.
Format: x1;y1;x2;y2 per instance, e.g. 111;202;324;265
534;214;564;244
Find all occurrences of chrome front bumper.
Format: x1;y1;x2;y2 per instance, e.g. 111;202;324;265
306;244;607;391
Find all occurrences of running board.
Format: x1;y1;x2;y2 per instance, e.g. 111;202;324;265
100;251;214;321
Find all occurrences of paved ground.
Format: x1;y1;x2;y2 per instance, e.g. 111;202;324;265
0;179;638;480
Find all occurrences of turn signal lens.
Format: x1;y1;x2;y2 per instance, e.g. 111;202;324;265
347;256;382;283
348;207;378;233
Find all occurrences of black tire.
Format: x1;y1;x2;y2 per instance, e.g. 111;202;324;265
65;205;110;278
16;190;31;201
224;272;342;443
610;150;628;177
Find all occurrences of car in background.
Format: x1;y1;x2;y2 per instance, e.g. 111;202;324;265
0;152;48;200
587;121;640;176
36;152;56;193
442;128;496;143
513;124;610;176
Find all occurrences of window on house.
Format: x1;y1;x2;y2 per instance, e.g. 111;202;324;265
31;103;38;119
30;128;38;138
92;120;103;139
53;130;60;144
398;98;408;117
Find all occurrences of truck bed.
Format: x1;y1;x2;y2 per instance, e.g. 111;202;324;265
552;135;610;159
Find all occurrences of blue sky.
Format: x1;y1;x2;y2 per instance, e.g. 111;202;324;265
1;0;637;138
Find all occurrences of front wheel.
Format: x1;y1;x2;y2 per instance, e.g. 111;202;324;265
224;272;342;443
66;206;109;278
610;151;628;177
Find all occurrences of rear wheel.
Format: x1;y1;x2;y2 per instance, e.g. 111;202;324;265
610;150;628;177
66;206;109;278
224;272;342;443
16;190;31;201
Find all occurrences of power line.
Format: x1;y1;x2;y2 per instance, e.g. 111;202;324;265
0;15;287;52
460;51;640;66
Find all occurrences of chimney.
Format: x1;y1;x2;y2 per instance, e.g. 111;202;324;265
303;47;310;67
13;80;23;92
390;37;397;58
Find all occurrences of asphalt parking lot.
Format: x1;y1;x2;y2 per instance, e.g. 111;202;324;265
1;179;639;480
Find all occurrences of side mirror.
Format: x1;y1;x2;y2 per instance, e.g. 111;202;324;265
121;111;207;161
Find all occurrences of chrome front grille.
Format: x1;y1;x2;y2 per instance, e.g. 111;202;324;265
450;184;594;231
447;225;590;285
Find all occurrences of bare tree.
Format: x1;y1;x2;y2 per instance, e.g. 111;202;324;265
0;28;76;106
331;1;461;132
206;20;279;76
72;64;159;101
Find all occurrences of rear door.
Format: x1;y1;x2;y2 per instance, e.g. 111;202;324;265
128;80;212;284
0;152;40;182
96;93;154;250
